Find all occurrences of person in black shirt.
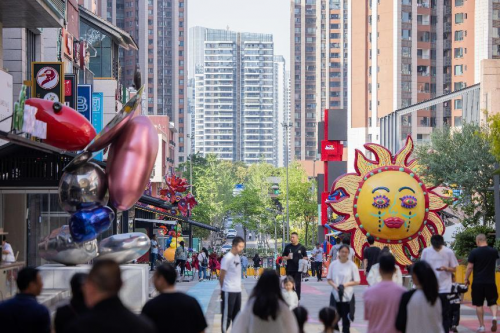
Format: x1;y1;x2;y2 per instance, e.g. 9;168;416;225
64;259;155;333
363;235;381;274
282;232;308;299
143;263;207;333
465;233;499;333
0;267;50;333
54;273;88;333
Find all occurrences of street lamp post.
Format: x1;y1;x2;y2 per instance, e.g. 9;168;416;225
282;121;292;243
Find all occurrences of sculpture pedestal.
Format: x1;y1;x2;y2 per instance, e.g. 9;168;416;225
38;263;149;312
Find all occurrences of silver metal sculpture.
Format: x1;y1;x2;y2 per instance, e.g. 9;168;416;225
97;233;151;264
59;162;108;213
38;225;98;265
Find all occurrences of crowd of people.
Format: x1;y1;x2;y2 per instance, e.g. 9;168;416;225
0;232;498;333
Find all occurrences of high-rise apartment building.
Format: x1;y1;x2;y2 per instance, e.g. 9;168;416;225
190;27;278;165
274;55;290;167
290;0;348;161
348;0;500;163
99;0;187;164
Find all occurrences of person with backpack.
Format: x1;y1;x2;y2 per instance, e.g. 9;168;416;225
198;248;209;281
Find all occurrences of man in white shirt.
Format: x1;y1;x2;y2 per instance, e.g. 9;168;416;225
2;236;15;263
220;236;245;333
421;234;458;333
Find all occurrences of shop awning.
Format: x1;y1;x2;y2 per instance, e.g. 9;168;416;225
134;218;177;225
79;5;138;50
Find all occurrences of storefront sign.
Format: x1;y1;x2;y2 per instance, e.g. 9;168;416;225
92;92;104;161
63;29;74;59
321;140;342;161
0;70;13;144
77;84;92;122
31;62;64;103
64;74;77;109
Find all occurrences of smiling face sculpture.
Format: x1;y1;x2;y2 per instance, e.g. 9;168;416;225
326;137;448;266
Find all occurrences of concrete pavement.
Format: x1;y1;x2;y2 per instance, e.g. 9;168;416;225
177;275;491;333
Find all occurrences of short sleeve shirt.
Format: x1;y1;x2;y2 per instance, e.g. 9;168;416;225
468;246;499;284
327;260;360;302
363;246;381;273
2;243;15;262
151;240;158;254
312;247;324;262
282;243;308;272
220;252;242;292
421;246;458;293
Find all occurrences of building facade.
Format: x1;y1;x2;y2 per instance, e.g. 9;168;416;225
99;0;187;164
190;27;278;165
274;55;290;167
290;0;348;161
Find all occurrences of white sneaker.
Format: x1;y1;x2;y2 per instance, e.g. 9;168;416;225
477;326;485;333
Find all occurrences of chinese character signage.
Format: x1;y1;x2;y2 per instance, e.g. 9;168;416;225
64;74;77;109
31;62;64;103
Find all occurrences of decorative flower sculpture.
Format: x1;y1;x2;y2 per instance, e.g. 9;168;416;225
326;137;448;266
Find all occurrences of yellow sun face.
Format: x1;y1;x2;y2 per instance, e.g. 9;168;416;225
326;137;448;266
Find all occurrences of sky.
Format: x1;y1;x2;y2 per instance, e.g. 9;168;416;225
188;0;290;69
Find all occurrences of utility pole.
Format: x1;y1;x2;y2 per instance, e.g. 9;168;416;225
282;122;292;243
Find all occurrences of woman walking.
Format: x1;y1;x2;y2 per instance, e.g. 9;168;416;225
175;241;188;277
396;261;444;333
326;245;360;333
253;253;261;279
232;270;299;333
198;248;209;281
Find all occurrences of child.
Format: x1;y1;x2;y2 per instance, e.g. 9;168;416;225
319;306;340;333
293;306;308;333
448;274;469;333
282;276;299;310
299;257;309;282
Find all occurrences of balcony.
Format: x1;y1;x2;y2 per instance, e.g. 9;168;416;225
0;0;65;28
169;140;176;147
444;39;452;50
444;22;451;33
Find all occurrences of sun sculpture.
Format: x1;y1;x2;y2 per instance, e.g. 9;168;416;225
326;137;448;266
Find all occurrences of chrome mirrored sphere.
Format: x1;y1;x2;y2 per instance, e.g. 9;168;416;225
59;162;108;213
97;233;151;264
38;225;98;265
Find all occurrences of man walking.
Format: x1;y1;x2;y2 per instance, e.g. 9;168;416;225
142;263;207;333
0;267;50;333
220;236;245;332
282;232;308;299
364;254;406;333
363;235;381;274
65;259;155;333
465;234;499;333
311;243;324;281
421;234;458;333
150;234;159;271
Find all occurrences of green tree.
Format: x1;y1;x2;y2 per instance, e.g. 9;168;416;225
278;162;318;247
415;123;496;226
229;187;263;246
177;154;236;240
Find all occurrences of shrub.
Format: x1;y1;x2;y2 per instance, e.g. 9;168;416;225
452;225;496;257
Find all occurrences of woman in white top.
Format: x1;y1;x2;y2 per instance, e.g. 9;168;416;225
232;270;299;333
396;260;444;333
1;236;15;263
327;245;360;333
366;247;403;286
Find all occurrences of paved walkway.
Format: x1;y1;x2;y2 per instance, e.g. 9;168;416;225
176;276;494;333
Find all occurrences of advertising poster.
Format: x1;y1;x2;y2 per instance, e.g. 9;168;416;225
92;92;104;161
31;62;64;102
77;84;92;122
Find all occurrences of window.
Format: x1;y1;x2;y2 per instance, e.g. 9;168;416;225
454;99;463;109
454;47;464;58
402;46;411;57
454;82;466;90
454;116;462;126
454;30;464;41
402;12;411;22
455;0;464;6
402;29;411;40
454;65;463;75
455;13;464;24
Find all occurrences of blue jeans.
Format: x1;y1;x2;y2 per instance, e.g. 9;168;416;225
199;266;207;279
241;266;247;278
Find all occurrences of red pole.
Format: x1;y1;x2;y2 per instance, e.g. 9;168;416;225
324;109;329;193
